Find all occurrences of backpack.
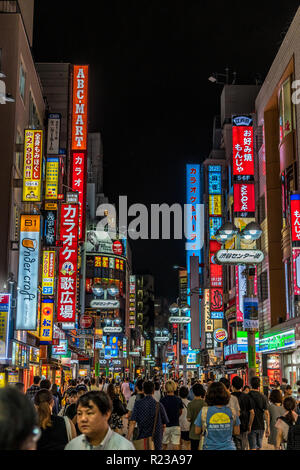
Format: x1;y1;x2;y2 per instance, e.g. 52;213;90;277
280;416;300;450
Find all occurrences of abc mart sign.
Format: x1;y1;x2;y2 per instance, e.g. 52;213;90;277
215;250;264;265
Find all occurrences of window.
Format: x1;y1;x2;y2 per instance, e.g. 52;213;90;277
279;77;293;143
19;61;26;102
29;91;41;129
258;271;268;302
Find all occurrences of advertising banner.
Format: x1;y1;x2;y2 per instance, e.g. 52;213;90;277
209;195;222;216
52;339;68;356
208;166;222;194
232;115;254;179
71;151;87;241
72;65;89;151
23;130;43;202
57;205;79;322
293;248;300;295
42;251;55;295
45;157;59;200
47;113;61;155
205;332;214;350
234;184;255;216
291;195;300;242
243;297;259;330
186;164;202;271
40;299;54;343
259;329;295;353
210;287;223;316
16;215;40;330
44;210;57;246
0;294;11;360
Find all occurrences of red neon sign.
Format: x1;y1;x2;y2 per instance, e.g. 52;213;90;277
234;184;255;214
57;204;79;323
232;125;254;177
71;151;87;241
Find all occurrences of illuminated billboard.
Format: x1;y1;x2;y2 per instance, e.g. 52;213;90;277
232;115;254;180
45;157;59;200
234;184;255;217
22;130;43;202
72;65;89;151
16;215;40;330
71;151;87;242
40;299;54;343
42;251;55;296
57;205;79;323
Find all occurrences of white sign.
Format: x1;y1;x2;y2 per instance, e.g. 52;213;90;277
154;336;169;343
216;250;264;265
129;352;140;356
90;300;120;309
168;316;191;324
103;326;122;334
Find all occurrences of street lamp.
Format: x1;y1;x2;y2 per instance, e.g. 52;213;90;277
215;221;263;381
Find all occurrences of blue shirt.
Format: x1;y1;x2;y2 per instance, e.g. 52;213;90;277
131;396;169;449
194;406;240;450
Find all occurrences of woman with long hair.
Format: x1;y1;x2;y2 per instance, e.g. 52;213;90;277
268;389;284;449
107;383;128;435
34;389;76;450
275;396;299;450
194;382;240;450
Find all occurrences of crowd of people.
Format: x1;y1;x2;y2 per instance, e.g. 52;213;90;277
1;373;300;451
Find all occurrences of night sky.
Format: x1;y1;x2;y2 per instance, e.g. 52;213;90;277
33;1;300;302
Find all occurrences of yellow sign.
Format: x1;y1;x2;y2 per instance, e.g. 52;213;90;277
45;157;59;199
45;203;57;211
146;340;151;357
20;214;40;233
0;373;5;388
22;130;43;202
209;195;222;216
40;300;54;342
204;289;213;332
42;251;55;296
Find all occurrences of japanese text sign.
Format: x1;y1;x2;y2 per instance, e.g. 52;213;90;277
57;205;79;323
0;294;11;360
232;116;254;178
45;157;59;200
16;215;40;330
22;130;43;202
72;65;89;151
71;151;86;241
40;300;54;343
42;251;55;295
293;249;300;295
47;114;61;155
186;164;202;273
291;195;300;242
234;184;255;216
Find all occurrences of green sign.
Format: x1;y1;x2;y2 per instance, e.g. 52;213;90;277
259;329;295;353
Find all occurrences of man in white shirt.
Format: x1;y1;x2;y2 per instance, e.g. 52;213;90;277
65;391;135;450
219;377;240;417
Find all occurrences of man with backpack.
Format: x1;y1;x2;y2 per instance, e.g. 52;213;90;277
231;376;255;450
248;376;270;450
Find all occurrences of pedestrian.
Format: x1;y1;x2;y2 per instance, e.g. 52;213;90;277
187;383;206;451
219;377;240;416
194;381;240;450
107;383;128;434
127;379;144;440
103;378;110;393
127;381;169;450
187;379;196;401
179;386;191;450
243;385;250;394
231;376;255;450
153;381;161;402
40;379;60;416
58;388;78;417
14;382;25;393
160;380;184;450
275;396;300;450
0;387;40;450
280;378;288;395
283;385;293;399
26;375;41;401
121;377;132;403
90;377;100;391
267;389;284;449
34;389;76;450
65;391;134;450
51;383;62;411
248;376;270;450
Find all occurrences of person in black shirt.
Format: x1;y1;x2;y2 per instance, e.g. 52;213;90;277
231;376;254;450
248;376;270;450
34;389;76;450
160;380;184;450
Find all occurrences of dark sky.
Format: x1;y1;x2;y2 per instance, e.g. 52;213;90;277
33;1;300;302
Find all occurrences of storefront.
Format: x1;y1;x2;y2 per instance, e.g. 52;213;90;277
259;328;297;387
